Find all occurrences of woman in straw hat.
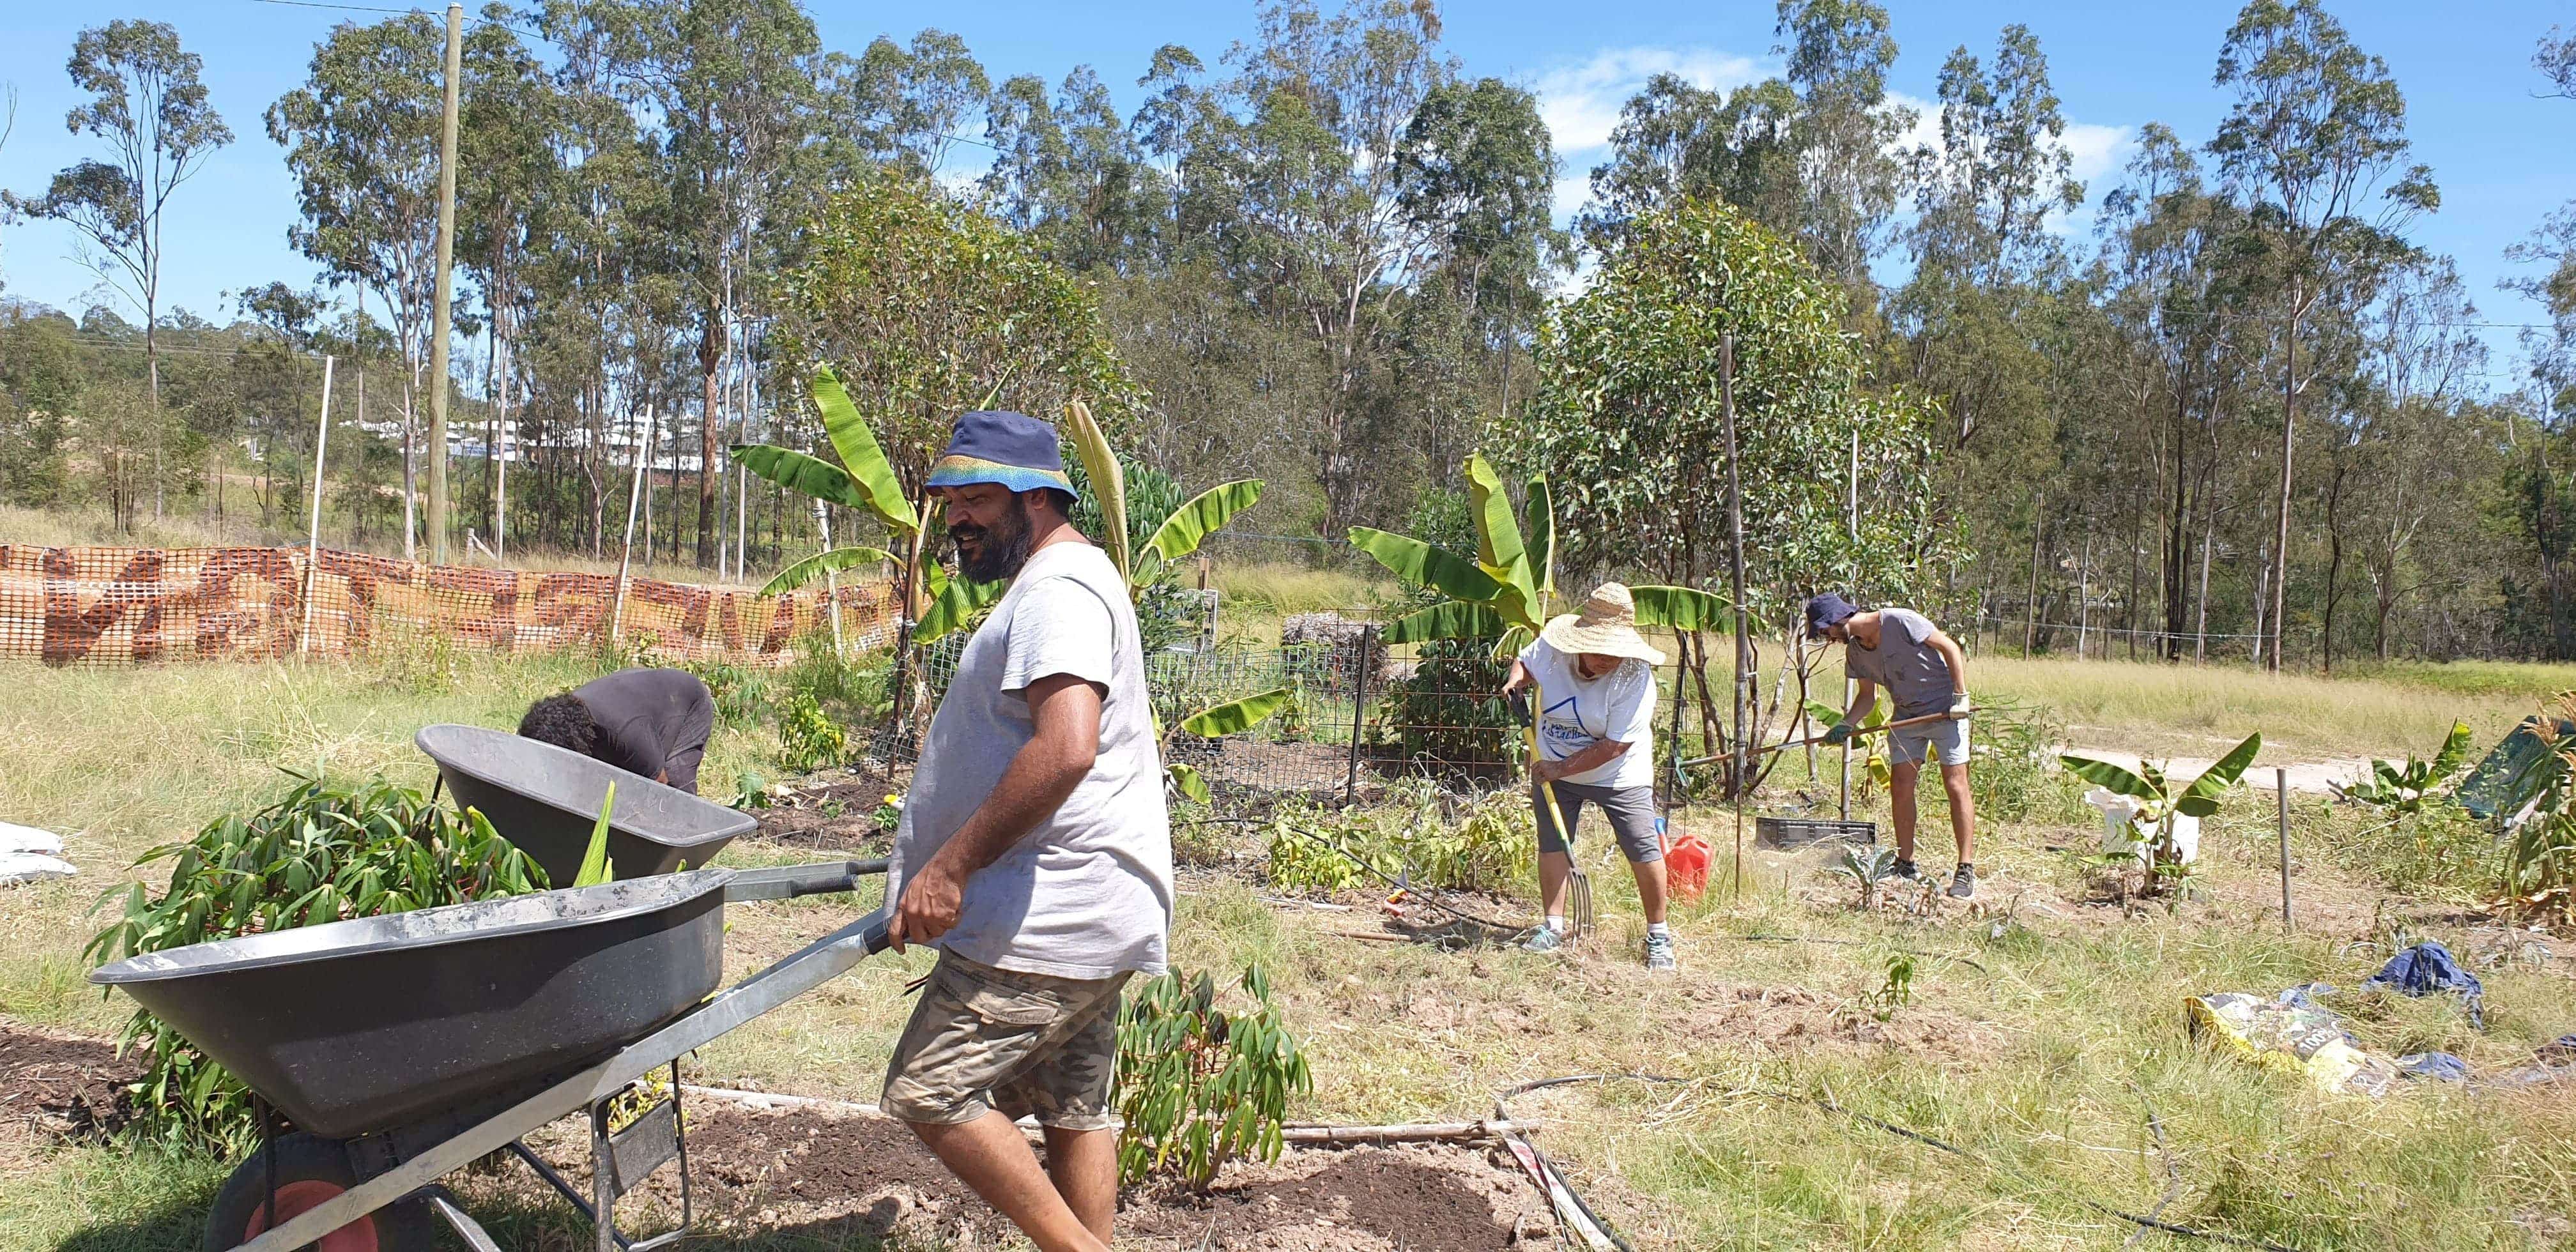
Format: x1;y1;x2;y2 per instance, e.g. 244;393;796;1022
1499;582;1676;971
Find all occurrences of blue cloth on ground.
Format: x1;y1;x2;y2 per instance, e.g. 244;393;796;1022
2395;1052;2471;1082
2362;941;2485;1029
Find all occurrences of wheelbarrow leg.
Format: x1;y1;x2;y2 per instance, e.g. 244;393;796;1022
423;1187;505;1252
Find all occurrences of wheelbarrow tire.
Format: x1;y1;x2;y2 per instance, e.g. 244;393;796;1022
203;1133;439;1252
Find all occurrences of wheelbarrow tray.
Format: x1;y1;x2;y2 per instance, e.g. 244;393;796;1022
417;723;753;884
91;869;729;1140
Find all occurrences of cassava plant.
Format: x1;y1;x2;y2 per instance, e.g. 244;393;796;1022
86;775;546;1141
2061;733;2264;889
1114;964;1310;1189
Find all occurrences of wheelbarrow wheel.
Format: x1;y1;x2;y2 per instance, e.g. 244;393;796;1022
203;1133;438;1252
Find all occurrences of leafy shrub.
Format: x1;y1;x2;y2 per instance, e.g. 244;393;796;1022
85;775;545;1141
1372;635;1514;774
1381;787;1532;896
776;691;850;773
1958;697;2086;824
1261;788;1531;897
1114;964;1310;1188
1263;809;1378;895
684;657;772;729
2335;804;2497;902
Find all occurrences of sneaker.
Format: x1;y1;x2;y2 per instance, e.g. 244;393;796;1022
1519;926;1567;954
1948;864;1976;899
1643;932;1677;972
1890;859;1921;882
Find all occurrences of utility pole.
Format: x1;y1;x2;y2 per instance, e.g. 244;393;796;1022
424;1;463;565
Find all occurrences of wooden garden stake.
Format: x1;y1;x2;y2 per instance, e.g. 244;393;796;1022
2276;767;2293;930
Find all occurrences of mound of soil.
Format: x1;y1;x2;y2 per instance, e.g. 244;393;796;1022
753;774;901;853
488;1101;1542;1250
0;1024;140;1143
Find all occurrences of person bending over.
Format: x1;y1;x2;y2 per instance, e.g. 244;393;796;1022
518;667;716;794
1500;583;1676;972
878;409;1171;1252
1807;593;1977;899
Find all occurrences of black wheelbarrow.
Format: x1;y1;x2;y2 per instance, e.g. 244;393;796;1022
416;724;755;885
92;859;892;1252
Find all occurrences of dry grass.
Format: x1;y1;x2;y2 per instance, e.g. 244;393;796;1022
5;653;2575;1249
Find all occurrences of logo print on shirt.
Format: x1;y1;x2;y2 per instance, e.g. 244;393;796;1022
1539;693;1592;757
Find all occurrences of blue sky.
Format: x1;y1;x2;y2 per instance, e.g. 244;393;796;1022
3;1;2569;386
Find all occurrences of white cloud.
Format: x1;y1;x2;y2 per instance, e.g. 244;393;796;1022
2062;123;2134;186
1535;46;1767;161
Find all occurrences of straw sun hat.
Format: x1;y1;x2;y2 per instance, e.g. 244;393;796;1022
1539;583;1667;666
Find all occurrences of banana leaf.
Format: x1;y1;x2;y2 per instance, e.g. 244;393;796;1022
1179;687;1294;737
1062;399;1128;585
1524;473;1554;598
2061;753;2159;802
732;445;866;513
1147;480;1263;563
1167;763;1211;805
915;576;1008;643
809;365;917;535
2430;721;2475;781
1384;600;1506;645
1345;528;1506;602
2173;732;2262;818
1630;585;1730;632
1464;453;1529;598
760;545;900;595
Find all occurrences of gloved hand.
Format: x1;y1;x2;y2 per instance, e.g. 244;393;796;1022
1949;692;1972;721
1821;721;1855;747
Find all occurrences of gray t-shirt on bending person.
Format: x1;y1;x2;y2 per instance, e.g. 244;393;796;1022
888;541;1172;981
1843;607;1956;719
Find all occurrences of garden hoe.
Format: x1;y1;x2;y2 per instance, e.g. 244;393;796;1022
1676;708;1956;770
1513;688;1594;940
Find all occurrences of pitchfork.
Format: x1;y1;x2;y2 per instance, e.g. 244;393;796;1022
1512;688;1595;940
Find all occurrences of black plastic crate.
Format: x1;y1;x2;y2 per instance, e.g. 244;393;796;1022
1755;816;1877;848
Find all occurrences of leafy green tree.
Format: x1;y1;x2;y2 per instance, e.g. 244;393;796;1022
1775;0;1909;291
1524;198;1948;778
2209;0;2437;670
5;20;232;526
840;29;990;176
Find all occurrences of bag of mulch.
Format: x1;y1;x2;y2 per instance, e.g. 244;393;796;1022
0;853;77;887
2185;987;2396;1098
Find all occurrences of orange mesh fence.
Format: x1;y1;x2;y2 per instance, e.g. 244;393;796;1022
0;543;899;666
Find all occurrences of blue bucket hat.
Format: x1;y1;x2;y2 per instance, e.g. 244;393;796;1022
1805;592;1860;639
924;410;1074;496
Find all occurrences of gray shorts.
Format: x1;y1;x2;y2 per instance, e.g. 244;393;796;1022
1887;716;1970;767
1531;782;1663;863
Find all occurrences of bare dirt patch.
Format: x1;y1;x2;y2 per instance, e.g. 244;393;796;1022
0;1023;139;1146
479;1101;1542;1250
752;772;901;853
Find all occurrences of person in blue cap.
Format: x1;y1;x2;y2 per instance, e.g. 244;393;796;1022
875;409;1170;1252
1806;592;1979;899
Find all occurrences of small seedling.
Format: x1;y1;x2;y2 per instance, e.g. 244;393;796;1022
872;792;903;832
1831;845;1899;911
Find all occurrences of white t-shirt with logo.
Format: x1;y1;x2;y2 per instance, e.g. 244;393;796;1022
1517;637;1657;790
889;541;1172;981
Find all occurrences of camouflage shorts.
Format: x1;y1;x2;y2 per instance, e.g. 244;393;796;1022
880;950;1131;1131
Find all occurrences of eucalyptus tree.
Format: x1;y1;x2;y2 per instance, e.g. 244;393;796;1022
982;66;1169;273
1524;197;1949;770
1775;0;1909;293
2208;0;2437;669
456;7;562;554
1575;75;1803;257
6;20;232;524
268;13;448;557
842;29;990;177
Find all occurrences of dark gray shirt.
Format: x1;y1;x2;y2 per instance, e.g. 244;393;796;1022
1843;607;1954;718
574;668;715;793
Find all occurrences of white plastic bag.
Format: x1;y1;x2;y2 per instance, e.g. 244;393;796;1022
2082;789;2200;867
0;822;64;855
0;851;77;886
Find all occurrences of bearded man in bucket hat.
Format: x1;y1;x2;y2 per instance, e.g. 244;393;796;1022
878;409;1170;1252
1499;583;1677;971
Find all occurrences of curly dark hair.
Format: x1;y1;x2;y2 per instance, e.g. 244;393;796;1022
519;693;599;756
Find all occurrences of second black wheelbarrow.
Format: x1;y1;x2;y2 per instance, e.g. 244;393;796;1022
415;723;755;885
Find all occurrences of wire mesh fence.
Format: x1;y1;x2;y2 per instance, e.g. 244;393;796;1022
0;542;896;666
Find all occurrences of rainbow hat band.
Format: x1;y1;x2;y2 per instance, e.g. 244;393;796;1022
924;410;1073;494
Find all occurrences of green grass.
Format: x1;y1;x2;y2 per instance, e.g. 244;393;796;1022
6;650;2576;1249
1206;558;1393;643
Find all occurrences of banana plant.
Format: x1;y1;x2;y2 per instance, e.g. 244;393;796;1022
1804;698;1892;796
1059;401;1285;801
732;365;1004;645
1346;452;1728;655
2339;721;2474;816
2060;733;2264;878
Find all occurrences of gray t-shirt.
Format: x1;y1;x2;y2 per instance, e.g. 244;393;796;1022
888;541;1172;981
1844;607;1955;718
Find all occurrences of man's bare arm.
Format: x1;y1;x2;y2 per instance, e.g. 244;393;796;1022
890;672;1103;950
1844;678;1879;724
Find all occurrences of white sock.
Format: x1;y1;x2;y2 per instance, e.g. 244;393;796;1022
1545;915;1567;933
1648;922;1671;939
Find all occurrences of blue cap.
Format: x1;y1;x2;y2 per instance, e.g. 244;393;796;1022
1805;593;1860;639
924;410;1073;495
